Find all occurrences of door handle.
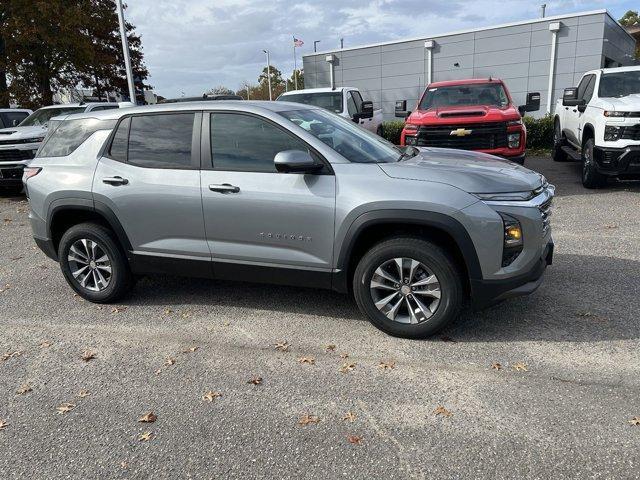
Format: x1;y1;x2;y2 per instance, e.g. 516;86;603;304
209;183;240;194
102;176;128;186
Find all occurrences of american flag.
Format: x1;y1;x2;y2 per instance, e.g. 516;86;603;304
293;37;304;47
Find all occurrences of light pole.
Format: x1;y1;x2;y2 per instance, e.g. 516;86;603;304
262;49;272;101
115;0;136;104
314;40;321;53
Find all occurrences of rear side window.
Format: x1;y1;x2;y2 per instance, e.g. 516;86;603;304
127;113;195;168
37;118;116;158
108;117;130;162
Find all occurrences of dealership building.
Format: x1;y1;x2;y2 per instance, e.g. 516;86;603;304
303;10;637;119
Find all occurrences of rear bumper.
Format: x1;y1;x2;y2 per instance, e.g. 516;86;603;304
471;240;553;309
34;236;58;261
594;145;640;178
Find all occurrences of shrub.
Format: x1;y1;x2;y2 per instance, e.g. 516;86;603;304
523;114;554;151
380;121;405;145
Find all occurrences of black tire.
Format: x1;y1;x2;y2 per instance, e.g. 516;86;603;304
552;119;569;162
58;222;133;303
376;125;383;137
352;237;463;339
581;138;606;189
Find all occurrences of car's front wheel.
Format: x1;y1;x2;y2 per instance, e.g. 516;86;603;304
552;119;568;162
58;222;133;303
353;237;463;339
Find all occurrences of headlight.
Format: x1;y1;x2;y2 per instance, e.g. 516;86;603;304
403;124;418;134
603;111;630;117
474;191;534;202
507;119;522;126
500;213;523;267
604;126;621;142
508;132;521;148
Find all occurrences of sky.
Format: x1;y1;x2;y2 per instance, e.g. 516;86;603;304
125;0;638;98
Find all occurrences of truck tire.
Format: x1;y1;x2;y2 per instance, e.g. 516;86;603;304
552;119;569;162
58;222;133;303
376;125;383;137
581;138;606;189
353;237;463;339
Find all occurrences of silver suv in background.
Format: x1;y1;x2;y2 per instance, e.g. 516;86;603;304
25;101;554;338
0;102;120;193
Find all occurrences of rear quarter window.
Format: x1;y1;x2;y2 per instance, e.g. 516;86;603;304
37;118;116;158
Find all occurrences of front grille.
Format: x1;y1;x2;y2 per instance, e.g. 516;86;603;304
415;122;507;150
0;138;41;146
0;149;35;162
539;197;553;237
620;124;640;140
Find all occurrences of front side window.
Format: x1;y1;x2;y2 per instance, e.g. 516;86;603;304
279;108;402;164
277;92;343;114
419;83;509;110
127;113;195;168
598;71;640;98
19;107;85;127
582;76;596;103
37;118;116;158
210;113;310;173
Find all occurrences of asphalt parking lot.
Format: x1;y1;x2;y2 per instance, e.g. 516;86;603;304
1;156;639;479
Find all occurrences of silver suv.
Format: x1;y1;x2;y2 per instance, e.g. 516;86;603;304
24;101;554;338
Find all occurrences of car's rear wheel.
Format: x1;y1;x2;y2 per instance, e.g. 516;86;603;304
581;138;606;188
353;237;463;339
58;222;133;303
552;119;568;162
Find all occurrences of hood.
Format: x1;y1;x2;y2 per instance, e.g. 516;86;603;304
596;93;640;112
407;105;520;125
379;148;544;194
0;125;48;141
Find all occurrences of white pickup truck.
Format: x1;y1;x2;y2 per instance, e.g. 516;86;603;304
553;66;640;188
277;87;384;135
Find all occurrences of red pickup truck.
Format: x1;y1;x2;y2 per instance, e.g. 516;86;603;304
395;78;540;164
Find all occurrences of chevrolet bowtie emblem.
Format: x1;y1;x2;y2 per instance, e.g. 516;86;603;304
450;128;473;137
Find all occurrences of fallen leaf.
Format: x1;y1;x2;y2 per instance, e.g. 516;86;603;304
163;308;174;315
339;353;349;359
298;414;320;426
202;391;222;402
78;390;91;398
111;306;127;314
164;357;176;367
247;376;263;385
10;255;23;261
298;356;316;365
138;412;157;423
16;384;32;395
81;350;96;362
433;406;453;418
325;344;336;352
604;224;618;229
39;341;52;348
440;336;457;343
378;361;395;371
182;346;198;354
3;218;11;223
512;362;528;372
339;363;356;374
576;311;593;317
275;341;290;352
343;411;356;422
0;419;8;430
629;417;640;426
56;403;76;415
491;362;502;370
138;431;153;442
0;283;11;293
181;312;191;319
2;350;23;361
347;434;363;445
120;461;128;469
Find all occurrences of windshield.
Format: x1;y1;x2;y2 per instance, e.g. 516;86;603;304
19;106;85;127
419;83;509;110
598;71;640;98
278;92;343;113
279;108;407;164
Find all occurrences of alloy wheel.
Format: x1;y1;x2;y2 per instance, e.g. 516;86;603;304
369;257;441;324
67;239;112;292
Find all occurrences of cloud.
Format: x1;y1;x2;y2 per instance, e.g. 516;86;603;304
125;0;635;97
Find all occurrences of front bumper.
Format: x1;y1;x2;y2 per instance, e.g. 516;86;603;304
0;162;27;187
593;145;640;178
471;239;553;308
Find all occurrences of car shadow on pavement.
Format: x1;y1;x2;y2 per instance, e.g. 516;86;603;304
548;161;640;198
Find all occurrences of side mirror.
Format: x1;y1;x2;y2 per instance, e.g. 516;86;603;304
395;100;411;118
274;150;323;173
360;101;374;119
518;92;540;115
562;87;581;106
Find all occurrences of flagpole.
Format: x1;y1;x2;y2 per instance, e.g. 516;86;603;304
293;36;298;90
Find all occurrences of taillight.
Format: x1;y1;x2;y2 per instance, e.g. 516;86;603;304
23;167;42;181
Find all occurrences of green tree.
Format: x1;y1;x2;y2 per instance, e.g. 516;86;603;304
619;10;640;59
0;4;9;107
286;69;304;91
207;85;235;95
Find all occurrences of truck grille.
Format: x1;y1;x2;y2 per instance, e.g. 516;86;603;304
0;166;24;180
620;124;640;140
539;197;552;237
0;149;35;162
415;122;507;150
